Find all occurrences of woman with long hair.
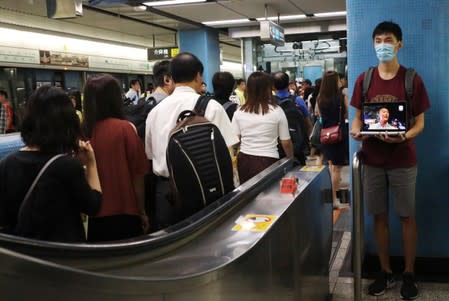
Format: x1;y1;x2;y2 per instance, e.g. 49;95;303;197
231;72;293;183
83;74;149;242
317;71;349;209
0;86;102;242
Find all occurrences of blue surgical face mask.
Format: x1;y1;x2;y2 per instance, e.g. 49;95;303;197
375;43;396;62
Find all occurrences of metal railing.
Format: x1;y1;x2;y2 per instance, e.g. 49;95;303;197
352;151;364;301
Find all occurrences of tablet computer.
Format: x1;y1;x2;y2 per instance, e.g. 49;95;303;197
360;102;407;135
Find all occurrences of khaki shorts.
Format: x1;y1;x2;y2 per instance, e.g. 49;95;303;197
363;165;417;217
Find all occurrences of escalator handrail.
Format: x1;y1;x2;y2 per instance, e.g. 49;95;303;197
352;151;363;301
0;158;294;257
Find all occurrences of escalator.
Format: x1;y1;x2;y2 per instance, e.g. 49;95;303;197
0;158;333;301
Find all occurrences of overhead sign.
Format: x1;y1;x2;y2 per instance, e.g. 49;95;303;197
39;50;89;67
148;47;179;61
260;20;285;46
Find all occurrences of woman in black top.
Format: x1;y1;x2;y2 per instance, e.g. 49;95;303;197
0;86;102;242
317;71;349;209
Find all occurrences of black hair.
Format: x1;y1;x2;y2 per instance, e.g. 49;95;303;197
20;85;80;154
68;89;81;103
170;52;203;83
83;74;125;138
372;21;403;41
309;78;322;112
0;90;8;98
67;89;82;111
129;79;140;87
212;71;235;105
152;60;171;88
236;78;245;86
304;79;312;86
272;71;289;90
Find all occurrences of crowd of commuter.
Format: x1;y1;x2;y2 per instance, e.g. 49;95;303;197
0;51;326;241
0;50;341;240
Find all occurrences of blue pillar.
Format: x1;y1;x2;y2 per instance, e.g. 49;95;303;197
347;0;449;257
178;29;220;92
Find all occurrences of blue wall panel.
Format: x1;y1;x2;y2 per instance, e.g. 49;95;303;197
178;29;220;92
347;0;449;257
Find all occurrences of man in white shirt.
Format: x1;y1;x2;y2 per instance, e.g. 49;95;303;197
145;52;238;230
125;79;141;104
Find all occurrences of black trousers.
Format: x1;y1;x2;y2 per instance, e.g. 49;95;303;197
151;177;182;231
87;215;143;242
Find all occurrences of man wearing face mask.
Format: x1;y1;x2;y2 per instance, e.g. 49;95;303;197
350;21;430;300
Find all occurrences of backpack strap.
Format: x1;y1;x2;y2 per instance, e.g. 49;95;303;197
362;67;376;103
193;95;212;117
18;154;65;220
276;94;296;105
404;67;416;126
405;68;415;102
223;101;235;111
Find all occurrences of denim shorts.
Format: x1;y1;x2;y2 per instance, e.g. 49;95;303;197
363;165;418;217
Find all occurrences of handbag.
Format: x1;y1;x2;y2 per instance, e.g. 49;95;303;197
320;124;342;144
310;118;322;146
320;96;343;145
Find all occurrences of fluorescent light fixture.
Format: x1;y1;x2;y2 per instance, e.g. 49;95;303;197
314;11;347;17
203;19;252;26
143;0;206;6
133;5;147;11
256;14;307;22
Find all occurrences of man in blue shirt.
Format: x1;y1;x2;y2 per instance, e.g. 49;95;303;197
273;71;312;136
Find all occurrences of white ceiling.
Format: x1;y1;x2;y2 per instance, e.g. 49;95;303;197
0;0;346;63
154;0;345;25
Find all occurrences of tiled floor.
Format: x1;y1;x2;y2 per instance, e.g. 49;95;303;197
329;230;449;300
329;166;449;300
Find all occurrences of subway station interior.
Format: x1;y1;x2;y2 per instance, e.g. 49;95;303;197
0;0;448;300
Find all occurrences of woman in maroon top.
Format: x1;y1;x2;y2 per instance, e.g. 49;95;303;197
83;74;149;242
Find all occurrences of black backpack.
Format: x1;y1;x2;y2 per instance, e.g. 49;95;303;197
275;95;309;164
166;96;234;220
222;101;238;121
363;66;416;126
124;96;157;141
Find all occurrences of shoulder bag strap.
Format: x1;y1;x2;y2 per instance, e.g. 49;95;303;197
337;95;343;125
18;154;65;219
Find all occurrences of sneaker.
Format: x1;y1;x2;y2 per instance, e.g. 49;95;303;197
400;272;418;300
368;271;395;296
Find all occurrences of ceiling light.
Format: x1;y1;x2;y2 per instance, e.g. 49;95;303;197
143;0;206;6
133;5;147;11
314;11;347;17
256;15;307;22
203;19;252;26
